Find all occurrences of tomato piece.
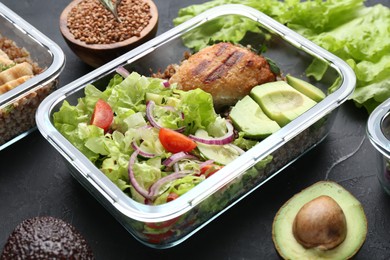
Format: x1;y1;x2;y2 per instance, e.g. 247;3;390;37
200;164;223;178
166;192;179;202
145;230;174;244
159;128;197;153
145;217;179;230
90;99;113;132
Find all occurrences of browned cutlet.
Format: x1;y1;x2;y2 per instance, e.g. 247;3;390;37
169;42;277;110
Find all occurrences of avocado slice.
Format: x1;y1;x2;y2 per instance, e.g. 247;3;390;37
286;74;326;102
250;81;317;127
272;181;367;260
230;96;280;139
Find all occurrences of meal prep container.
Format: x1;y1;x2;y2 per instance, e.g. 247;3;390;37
0;3;65;150
36;5;355;248
367;98;390;195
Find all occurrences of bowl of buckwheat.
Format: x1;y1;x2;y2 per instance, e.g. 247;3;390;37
60;0;158;68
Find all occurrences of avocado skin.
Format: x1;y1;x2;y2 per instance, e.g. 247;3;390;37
1;216;94;259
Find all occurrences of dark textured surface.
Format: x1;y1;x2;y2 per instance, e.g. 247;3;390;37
0;0;390;259
1;216;93;259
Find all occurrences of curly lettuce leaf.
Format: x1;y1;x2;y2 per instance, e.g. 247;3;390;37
177;88;217;134
173;0;284;51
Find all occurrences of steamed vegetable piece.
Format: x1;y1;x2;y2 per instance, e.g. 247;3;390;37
174;0;390;113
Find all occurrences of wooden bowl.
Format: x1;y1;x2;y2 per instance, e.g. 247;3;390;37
60;0;158;68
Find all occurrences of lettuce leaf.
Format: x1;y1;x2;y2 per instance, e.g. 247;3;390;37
177;88;217;134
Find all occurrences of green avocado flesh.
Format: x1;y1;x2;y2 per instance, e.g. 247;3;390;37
286;74;326;102
250;81;317;126
272;181;367;260
230;96;280;139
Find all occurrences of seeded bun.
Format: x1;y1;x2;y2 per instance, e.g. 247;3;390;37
1;216;94;259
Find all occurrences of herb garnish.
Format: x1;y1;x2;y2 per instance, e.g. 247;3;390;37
98;0;122;22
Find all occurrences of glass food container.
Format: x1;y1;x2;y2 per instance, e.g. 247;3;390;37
0;2;65;150
36;5;355;249
367;98;390;195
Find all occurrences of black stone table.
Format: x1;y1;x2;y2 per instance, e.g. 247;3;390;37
1;0;389;259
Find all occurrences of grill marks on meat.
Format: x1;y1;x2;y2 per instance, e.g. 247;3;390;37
169;42;276;110
192;60;211;78
204;50;245;83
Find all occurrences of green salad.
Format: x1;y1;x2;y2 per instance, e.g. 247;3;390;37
53;70;249;205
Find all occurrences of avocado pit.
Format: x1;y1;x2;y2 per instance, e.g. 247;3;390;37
292;195;347;250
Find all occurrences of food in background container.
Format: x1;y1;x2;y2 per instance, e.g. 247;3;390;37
367;97;390;195
0;3;64;150
0;36;43;95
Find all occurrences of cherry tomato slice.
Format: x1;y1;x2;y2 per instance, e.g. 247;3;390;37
145;217;179;230
90;99;113;132
145;230;174;244
166;192;179;202
159;128;196;153
200;164;223;178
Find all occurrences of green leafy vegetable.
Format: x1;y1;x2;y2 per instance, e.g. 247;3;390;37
53;71;224;205
174;0;390;113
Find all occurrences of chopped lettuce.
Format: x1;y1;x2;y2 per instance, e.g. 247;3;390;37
53;72;220;205
174;0;390;113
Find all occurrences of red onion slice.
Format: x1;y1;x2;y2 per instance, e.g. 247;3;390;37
163;81;170;88
173;163;180;173
163;152;198;167
116;66;130;78
148;171;190;199
146;100;185;132
128;150;151;200
189;121;235;145
131;141;155;158
199;159;214;168
146;100;160;128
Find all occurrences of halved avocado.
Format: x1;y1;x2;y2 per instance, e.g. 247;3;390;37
286;74;326;102
230;95;280;139
272;181;367;260
250;81;317;127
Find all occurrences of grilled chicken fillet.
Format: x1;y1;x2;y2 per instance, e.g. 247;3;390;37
169;42;276;110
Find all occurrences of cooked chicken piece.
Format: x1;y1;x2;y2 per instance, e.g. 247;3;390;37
169;42;276;110
0;49;13;66
0;75;33;94
0;62;33;85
